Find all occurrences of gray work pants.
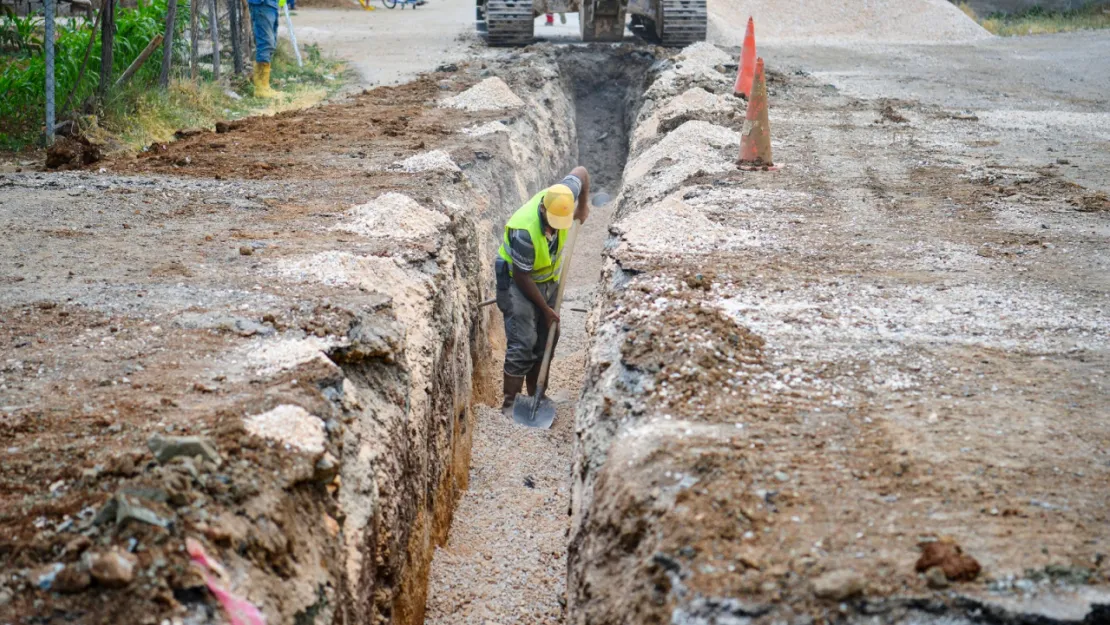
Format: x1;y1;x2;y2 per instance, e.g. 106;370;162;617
496;260;558;378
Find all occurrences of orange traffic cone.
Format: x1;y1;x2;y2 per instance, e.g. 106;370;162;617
733;17;757;98
738;57;774;170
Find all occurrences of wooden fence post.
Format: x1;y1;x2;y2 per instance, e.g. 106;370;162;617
208;0;220;80
97;0;114;99
159;0;178;88
44;0;55;143
228;0;243;75
241;0;253;62
190;0;199;79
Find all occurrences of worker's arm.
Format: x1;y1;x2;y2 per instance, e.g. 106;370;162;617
570;166;590;224
512;268;559;328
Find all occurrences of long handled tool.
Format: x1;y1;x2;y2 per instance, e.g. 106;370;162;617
512;219;580;429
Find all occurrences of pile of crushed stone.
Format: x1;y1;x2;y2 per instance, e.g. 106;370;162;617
244;404;327;454
390;150;461;174
460;121;509;137
335;192;449;240
614;194;765;255
707;0;991;45
442;77;525;111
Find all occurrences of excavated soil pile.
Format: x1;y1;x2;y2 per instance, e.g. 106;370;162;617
708;0;992;45
568;41;1110;625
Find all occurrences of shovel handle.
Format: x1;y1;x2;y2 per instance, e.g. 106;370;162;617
531;218;581;408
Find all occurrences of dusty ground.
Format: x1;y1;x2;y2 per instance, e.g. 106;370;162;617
290;2;474;87
569;37;1110;625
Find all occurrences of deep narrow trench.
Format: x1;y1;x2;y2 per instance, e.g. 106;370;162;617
422;48;651;625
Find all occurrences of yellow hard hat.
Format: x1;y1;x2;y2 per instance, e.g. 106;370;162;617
542;184;574;230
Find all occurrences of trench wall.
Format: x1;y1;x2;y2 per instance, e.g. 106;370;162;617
566;42;755;625
328;52;580;625
0;51;579;625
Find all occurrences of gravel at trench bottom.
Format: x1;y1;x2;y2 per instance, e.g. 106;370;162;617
422;399;575;625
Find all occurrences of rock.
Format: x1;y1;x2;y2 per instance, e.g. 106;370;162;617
773;471;790;483
314;452;339;482
915;538;981;582
93;494;170;528
435;62;459;72
239;245;253;256
215;120;244;134
925;565;949;589
331;315;404;364
86;549;137;588
63;535;93;557
54;564;92;593
812;569;865;601
32;563;64;590
323;513;340;538
173;128;205;140
148;434;222;466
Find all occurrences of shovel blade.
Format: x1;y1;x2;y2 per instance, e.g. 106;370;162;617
511;394;556;429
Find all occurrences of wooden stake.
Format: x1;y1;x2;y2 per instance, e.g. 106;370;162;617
159;0;178;88
97;0;114;99
228;0;243;75
208;0;220;80
116;33;164;89
190;0;199;80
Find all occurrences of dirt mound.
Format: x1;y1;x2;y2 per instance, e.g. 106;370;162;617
707;0;992;45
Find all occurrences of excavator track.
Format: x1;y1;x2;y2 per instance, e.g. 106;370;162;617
636;0;706;47
484;0;535;46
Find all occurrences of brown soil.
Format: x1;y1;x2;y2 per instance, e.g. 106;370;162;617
0;60;525;625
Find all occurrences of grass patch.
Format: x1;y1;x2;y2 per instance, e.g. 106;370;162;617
1;0;346;153
957;2;1110;36
97;41;346;152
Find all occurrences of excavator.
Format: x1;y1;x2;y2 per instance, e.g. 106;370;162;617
476;0;706;46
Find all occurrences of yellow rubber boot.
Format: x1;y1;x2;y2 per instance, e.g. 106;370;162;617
253;62;279;99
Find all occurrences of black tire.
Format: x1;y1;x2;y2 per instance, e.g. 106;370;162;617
382;0;397;9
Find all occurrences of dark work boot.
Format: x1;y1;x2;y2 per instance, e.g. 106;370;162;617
502;373;524;417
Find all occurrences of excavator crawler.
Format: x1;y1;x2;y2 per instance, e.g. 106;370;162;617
476;0;706;47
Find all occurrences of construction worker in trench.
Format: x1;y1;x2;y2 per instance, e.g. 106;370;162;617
496;167;590;413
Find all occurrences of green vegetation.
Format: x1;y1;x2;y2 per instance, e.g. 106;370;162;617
0;2;345;151
99;41;344;150
957;2;1110;36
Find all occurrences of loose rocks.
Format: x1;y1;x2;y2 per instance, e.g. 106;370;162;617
86;550;137;588
147;434;222;466
442;77;525;111
915;538;981;582
337;192;449;240
244;404;327;455
811;569;865;601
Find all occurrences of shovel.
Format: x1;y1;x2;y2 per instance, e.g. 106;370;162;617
512;219;581;429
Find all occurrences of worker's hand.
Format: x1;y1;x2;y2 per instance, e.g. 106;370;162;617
542;306;560;329
574;203;589;224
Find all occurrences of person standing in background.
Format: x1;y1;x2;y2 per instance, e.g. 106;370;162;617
248;0;282;98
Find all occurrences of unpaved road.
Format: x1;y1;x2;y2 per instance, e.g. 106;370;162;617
291;3;473;86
